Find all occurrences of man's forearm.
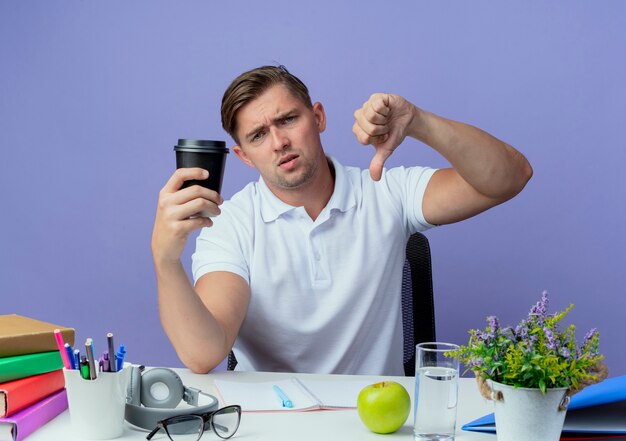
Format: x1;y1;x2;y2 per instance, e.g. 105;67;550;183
409;109;532;200
155;260;228;373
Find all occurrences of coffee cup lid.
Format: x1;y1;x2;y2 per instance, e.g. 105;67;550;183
174;139;229;153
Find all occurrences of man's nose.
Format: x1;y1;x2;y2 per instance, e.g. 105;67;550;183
270;126;290;151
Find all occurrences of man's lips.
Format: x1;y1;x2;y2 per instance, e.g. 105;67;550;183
278;154;299;166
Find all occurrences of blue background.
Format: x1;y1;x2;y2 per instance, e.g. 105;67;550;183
1;1;624;375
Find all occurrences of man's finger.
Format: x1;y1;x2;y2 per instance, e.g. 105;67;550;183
369;148;393;182
355;115;389;138
172;215;214;237
362;104;388;125
353;122;389;146
352;122;370;145
188;216;214;229
370;93;390;118
162;168;209;194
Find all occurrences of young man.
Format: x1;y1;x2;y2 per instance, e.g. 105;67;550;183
152;66;532;375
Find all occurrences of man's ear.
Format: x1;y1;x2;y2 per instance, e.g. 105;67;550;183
313;102;326;133
233;145;255;169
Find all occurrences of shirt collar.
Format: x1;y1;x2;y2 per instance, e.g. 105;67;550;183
258;156;356;223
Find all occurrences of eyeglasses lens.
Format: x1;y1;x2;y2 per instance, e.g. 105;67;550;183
165;415;203;441
211;407;241;439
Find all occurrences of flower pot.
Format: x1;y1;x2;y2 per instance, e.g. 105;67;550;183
489;381;570;441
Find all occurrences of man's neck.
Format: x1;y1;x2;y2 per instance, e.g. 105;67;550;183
269;157;335;221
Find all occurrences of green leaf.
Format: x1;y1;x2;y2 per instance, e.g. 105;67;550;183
539;379;546;394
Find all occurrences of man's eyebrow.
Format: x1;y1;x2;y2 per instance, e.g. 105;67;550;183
273;109;297;121
244;124;266;141
243;109;299;141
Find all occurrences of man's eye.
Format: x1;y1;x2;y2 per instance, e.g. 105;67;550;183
252;131;265;142
283;116;295;124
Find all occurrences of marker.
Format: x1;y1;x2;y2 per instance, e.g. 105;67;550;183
79;356;90;380
73;349;80;370
64;343;75;369
53;329;71;370
107;333;117;372
99;351;110;372
85;339;97;380
272;385;293;408
116;344;126;371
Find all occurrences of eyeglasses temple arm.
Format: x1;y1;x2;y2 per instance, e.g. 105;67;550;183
212;422;230;433
146;426;162;440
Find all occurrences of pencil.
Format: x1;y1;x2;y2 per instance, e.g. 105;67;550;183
107;333;117;372
54;329;71;370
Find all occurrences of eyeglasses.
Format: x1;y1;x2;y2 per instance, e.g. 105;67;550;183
146;405;241;441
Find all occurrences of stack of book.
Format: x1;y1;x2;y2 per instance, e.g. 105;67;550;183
0;315;74;441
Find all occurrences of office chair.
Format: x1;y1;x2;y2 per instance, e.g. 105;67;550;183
401;231;436;376
227;232;436;375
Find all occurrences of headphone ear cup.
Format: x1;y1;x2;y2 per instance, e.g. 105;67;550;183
140;368;185;409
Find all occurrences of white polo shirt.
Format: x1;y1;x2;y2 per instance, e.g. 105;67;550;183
192;157;436;375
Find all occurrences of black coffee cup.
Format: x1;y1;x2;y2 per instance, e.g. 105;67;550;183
174;139;229;193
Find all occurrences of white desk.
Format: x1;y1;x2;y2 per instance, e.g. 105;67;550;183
29;369;497;440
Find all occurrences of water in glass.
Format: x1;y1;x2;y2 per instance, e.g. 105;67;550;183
414;366;458;441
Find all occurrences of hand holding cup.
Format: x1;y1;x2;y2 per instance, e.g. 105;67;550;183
152;139;229;264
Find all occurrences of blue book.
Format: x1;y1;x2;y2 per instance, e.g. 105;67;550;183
462;375;626;437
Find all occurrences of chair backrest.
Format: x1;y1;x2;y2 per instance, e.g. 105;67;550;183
401;232;436;376
227;232;436;374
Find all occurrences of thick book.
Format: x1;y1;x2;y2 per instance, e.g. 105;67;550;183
214;377;374;412
0;352;63;384
0;315;74;358
1;370;65;417
0;389;67;441
462;375;626;439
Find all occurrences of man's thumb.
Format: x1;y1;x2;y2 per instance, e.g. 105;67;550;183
369;149;393;181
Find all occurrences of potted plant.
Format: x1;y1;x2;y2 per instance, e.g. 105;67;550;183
450;291;607;441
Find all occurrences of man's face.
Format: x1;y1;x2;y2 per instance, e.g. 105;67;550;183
232;84;326;192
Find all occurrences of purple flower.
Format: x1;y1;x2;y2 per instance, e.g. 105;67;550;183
560;347;571;358
488;315;500;333
467;358;483;368
474;329;490;342
583;328;597;346
544;327;558;350
529;290;549;317
515;322;528;340
525;333;539;352
582;328;600;356
502;326;515;339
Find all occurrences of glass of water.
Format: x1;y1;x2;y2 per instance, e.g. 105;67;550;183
414;342;460;441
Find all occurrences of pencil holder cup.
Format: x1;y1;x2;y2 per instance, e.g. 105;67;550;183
63;364;131;440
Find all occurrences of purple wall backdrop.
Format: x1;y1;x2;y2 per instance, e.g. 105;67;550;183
1;2;624;375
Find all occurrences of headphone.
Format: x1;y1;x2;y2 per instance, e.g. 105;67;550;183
125;365;219;430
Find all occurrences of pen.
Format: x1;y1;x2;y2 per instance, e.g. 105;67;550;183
53;329;71;370
116;344;126;371
73;349;80;370
85;338;97;380
272;385;293;408
107;333;117;372
79;356;90;380
64;343;75;369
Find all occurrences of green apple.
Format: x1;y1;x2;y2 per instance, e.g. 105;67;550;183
357;381;411;434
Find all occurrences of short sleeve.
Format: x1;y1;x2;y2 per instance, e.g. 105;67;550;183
380;165;438;233
191;201;251;285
